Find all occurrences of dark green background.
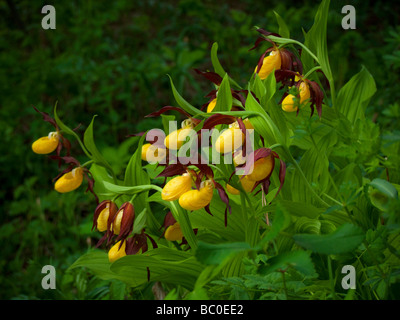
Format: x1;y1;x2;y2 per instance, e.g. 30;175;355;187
1;0;399;299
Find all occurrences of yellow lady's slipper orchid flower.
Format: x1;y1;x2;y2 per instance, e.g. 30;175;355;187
161;173;193;201
282;81;311;112
247;155;275;181
164;222;184;241
111;202;134;236
54;167;84;193
215;123;245;154
207;98;217;113
141;143;166;163
226;175;256;195
32;132;59;154
255;50;282;80
108;240;126;263
179;180;214;211
96;201;116;232
164;119;195;150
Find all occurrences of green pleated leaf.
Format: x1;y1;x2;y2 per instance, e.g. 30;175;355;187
146;192;198;250
214;73;232;112
257;201;291;248
273;11;290;39
53;104;78;137
259;250;316;276
124;135;160;234
244;87;283;146
84;115;113;169
68;250;121;281
111;248;204;290
211;42;226;78
195;241;251;265
369;179;398;199
168;75;204;117
103;181;156;195
210;42;242;89
336;66;376;124
303;0;332;81
293;223;365;255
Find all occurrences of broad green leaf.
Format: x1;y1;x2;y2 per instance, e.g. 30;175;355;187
103;181;157;195
251;73;266;103
132;208;147;235
84;115;113;170
161;114;176;135
268;200;323;219
273;11;290;39
336;66;376;124
262;70;277;103
259;250;316;276
146;192;198;250
53;103;78;137
245;88;283;146
188;192;246;242
293;223;365;255
110;248;204;289
257;201;291;248
369;179;398;199
195;241;251;265
368;178;398;211
124;135;160;235
294;217;321;234
303;0;332;82
168;75;204;117
210;42;242;89
69;250;121;281
214;73;232;112
90;163;118;203
210;42;226;78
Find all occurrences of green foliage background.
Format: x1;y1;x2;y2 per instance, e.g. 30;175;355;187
0;0;399;299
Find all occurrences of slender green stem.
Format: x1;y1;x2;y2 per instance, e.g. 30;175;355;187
128;193;138;204
81;160;94;168
303;66;322;79
280;270;289;300
283;146;330;208
322;192;342;206
327;255;338;299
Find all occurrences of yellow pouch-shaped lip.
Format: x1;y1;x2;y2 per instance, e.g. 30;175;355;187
246;156;274;182
161;173;193;201
54;167;84;193
32;132;59;154
179;181;214;211
165;222;183;241
108;240;126;263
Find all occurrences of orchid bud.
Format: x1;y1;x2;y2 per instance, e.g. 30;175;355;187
111;202;135;239
32;132;59;154
54;167;84;193
206;98;217;113
92;200;118;232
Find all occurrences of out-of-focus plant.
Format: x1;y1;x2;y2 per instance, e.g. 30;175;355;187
30;0;400;300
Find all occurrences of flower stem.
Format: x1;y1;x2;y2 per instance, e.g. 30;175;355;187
303;66;322;79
